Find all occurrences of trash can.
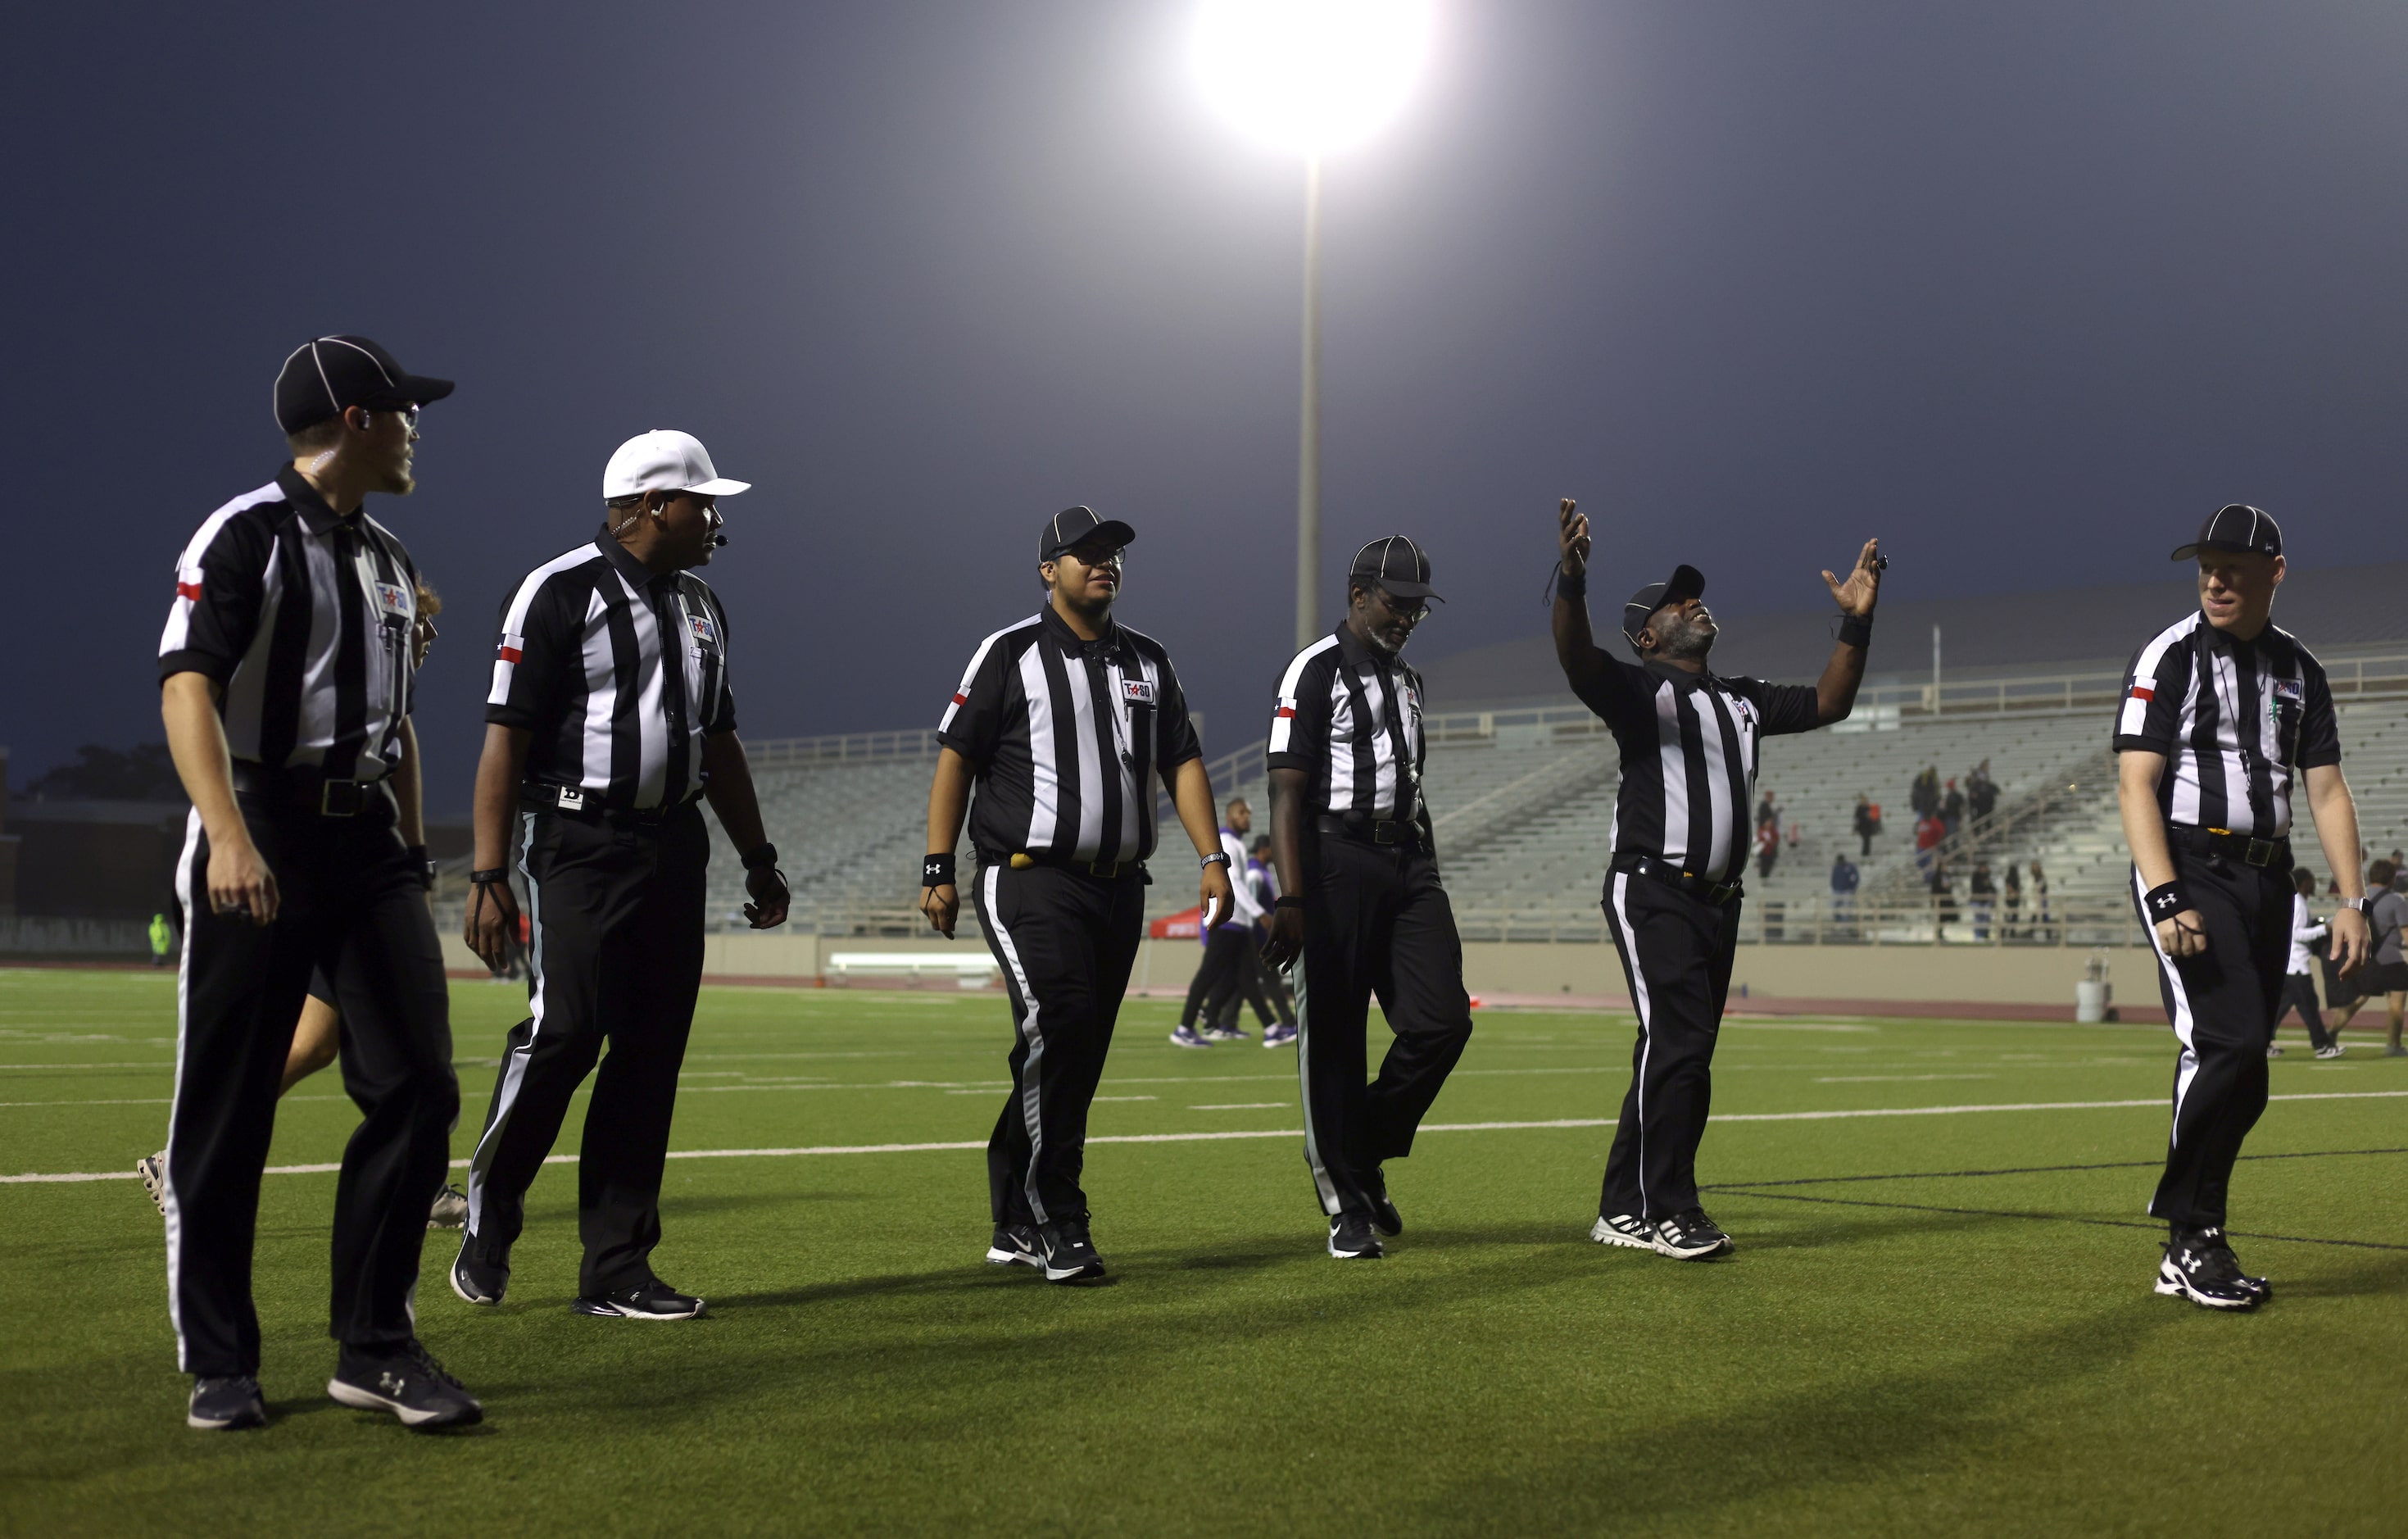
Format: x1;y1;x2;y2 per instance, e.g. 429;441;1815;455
2075;978;2110;1023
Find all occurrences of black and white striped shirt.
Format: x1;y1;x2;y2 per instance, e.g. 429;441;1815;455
936;607;1201;865
1565;652;1820;886
486;530;737;811
2115;611;2338;837
1265;626;1427;824
157;465;422;780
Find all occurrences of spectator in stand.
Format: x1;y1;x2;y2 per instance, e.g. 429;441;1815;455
1830;852;1859;931
1928;858;1957;942
2029;860;2052;943
1755;790;1779;836
1754;816;1780;880
1968;760;1998;824
1969;860;1996;942
2326;859;2408;1056
2002;863;2023;941
1942;777;1966;837
1914;810;1945;875
1852;794;1881;858
1911;765;1939;822
2273;867;2342;1060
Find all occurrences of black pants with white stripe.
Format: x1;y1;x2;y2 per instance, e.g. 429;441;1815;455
2137;851;2289;1230
972;861;1145;1226
168;792;456;1377
465;804;708;1295
2278;973;2333;1050
1295;836;1474;1218
1181;927;1249;1027
1599;869;1739;1223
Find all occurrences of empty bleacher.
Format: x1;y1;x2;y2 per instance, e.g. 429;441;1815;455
716;646;2408;947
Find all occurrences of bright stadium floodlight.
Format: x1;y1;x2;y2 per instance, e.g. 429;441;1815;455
1194;0;1433;154
1194;0;1432;647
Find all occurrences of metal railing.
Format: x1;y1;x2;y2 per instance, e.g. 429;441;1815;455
1449;895;2146;948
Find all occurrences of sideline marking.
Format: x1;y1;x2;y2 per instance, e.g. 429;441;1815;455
10;1092;2405;1183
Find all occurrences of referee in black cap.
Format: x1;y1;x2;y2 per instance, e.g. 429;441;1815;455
158;336;476;1430
1551;498;1882;1260
1260;537;1475;1260
2117;504;2369;1310
921;506;1235;1283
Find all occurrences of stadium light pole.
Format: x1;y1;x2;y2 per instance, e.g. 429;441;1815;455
1194;1;1432;650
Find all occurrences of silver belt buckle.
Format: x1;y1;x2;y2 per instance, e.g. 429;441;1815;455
558;787;586;813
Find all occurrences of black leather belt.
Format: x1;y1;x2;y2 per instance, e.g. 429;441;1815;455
1612;852;1744;905
1314;814;1421;849
520;783;698;827
229;761;391;819
2168;825;2291;869
1006;851;1146;880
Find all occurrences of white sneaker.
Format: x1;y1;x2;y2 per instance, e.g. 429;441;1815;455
137;1151;168;1217
1589;1213;1654;1251
2265;1044;2284;1059
2315;1043;2346;1060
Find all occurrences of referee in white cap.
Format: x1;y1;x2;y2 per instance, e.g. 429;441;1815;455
455;430;790;1321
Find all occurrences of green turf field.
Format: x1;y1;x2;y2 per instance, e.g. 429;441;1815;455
3;966;2403;1536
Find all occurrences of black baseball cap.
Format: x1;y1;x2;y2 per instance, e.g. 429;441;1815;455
1621;564;1707;651
2171;503;2283;561
1348;536;1442;601
1040;506;1136;561
274;335;455;434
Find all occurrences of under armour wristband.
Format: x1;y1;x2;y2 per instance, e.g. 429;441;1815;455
1836;613;1873;647
1202;851;1231;870
741;842;779;872
1275;895;1305;910
2143;881;2192;924
923;853;955;888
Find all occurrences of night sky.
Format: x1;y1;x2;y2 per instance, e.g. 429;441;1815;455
9;2;2406;813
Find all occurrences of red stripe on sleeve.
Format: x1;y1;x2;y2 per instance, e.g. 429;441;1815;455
1276;706;1295;719
2129;685;2154;701
176;581;202;601
951;692;968;706
497;646;522;664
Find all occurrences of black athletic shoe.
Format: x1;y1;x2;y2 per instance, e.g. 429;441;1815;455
1327;1210;1385;1260
327;1340;483;1428
450;1242;508;1306
573;1279;706;1320
2155;1228;2265;1310
1589;1213;1654;1251
1361;1166;1404;1237
1653;1208;1735;1260
187;1374;265;1431
985;1222;1044;1269
1039;1216;1108;1284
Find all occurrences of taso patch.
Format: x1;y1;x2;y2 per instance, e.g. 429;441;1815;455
374;581;409;614
1122;679;1157;705
688;613;718;647
2274;678;2304;704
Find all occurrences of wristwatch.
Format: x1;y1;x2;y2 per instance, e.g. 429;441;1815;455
2342;896;2376;914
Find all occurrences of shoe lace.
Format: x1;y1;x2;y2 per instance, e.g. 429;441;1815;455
2175;1232;2244;1284
401;1339;465;1391
1055;1216;1091;1248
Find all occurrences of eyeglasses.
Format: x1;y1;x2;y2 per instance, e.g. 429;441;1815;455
1368;588;1431;624
361;402;421;429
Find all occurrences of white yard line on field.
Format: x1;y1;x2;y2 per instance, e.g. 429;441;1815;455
9;1090;2406;1183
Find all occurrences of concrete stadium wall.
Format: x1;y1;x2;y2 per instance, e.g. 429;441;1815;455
440;931;2165;1017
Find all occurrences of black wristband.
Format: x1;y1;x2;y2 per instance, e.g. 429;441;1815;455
1836;613;1873;647
469;868;509;886
1274;895;1304;910
1555;563;1586;599
923;852;955;888
1202;851;1231;870
2143;881;2191;924
742;842;779;872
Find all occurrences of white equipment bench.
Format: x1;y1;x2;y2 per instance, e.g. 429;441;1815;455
826;952;1000;990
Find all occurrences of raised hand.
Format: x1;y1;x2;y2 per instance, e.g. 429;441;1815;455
1558;497;1591;577
1823;538;1882;617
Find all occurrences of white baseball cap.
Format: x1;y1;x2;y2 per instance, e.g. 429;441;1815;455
601;429;751;500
